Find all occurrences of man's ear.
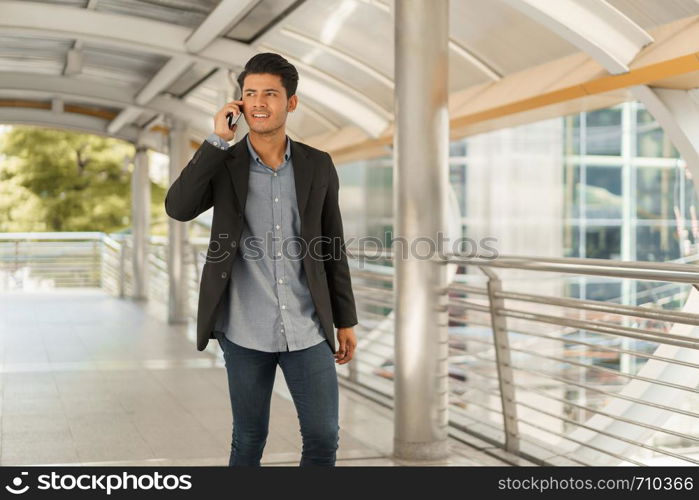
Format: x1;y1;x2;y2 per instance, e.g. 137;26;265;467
288;94;298;112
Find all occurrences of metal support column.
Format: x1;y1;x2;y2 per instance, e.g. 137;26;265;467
167;118;189;323
393;0;450;461
131;141;150;300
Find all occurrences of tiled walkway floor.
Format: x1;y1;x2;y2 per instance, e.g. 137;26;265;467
0;289;523;466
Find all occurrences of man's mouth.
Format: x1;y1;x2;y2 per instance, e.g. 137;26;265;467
251;112;269;120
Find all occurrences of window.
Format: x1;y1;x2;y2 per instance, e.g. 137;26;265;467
636;166;678;221
636;224;680;262
636;107;680;158
586;108;622;156
584;166;622;219
585;226;621;259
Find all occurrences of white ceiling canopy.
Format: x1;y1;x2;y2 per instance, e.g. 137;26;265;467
0;0;698;154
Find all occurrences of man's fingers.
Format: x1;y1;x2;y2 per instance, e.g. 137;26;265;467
343;343;355;363
335;340;346;361
220;102;242;116
335;343;355;364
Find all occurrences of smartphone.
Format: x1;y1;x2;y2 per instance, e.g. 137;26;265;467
227;105;243;129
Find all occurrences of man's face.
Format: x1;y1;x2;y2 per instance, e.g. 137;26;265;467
241;72;297;135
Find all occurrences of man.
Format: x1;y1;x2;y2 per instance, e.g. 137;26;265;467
164;52;358;466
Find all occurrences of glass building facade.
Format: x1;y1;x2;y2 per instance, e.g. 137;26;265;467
564;102;691;264
338;100;695;306
336;100;694;384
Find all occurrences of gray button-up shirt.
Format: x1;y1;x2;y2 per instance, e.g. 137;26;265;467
207;132;326;352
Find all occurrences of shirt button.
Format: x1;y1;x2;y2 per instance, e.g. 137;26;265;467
275;224;280;230
274;197;279;202
231;241;236;247
273;172;277;177
278;278;283;284
221;272;227;278
277;252;281;257
281;305;286;310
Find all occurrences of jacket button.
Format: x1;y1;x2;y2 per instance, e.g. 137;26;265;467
231;241;237;248
221;272;227;279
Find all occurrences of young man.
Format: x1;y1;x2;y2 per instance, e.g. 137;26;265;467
164;52;358;466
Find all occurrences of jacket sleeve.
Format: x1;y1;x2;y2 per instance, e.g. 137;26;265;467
321;152;358;329
164;139;229;222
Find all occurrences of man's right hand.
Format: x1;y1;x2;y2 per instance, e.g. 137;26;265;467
213;100;244;142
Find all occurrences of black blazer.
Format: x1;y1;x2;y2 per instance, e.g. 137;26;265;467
164;133;358;353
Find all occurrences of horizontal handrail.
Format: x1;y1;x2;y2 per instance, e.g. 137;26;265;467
3;233;698;466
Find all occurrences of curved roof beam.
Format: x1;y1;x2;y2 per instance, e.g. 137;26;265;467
296;101;342;132
294;74;388;138
62;0;98;77
502;0;653;74
0;82;311;147
108;106;144;135
127;0;257;133
357;0;391;12
0;72;216;139
279;27;394;89
0;106;142;143
257;46;393;119
134;56;195;106
448;39;503;81
0;1;255;64
1;1;378;139
359;0;502;81
184;0;258;53
1;0;251;136
256;44;392;137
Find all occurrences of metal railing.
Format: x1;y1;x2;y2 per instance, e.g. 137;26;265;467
2;232;699;465
344;246;699;466
0;232;121;292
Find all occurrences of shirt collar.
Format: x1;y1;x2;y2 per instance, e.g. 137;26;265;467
245;134;291;166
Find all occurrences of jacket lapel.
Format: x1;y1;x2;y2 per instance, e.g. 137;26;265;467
290;138;314;219
224;133;316;226
224;138;249;215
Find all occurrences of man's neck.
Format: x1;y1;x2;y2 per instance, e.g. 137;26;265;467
249;130;287;169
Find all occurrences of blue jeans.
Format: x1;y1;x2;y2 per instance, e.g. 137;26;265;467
214;331;340;466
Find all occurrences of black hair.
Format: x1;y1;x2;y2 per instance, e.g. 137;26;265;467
237;52;299;99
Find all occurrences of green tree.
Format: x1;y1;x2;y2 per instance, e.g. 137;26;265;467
0;126;166;234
